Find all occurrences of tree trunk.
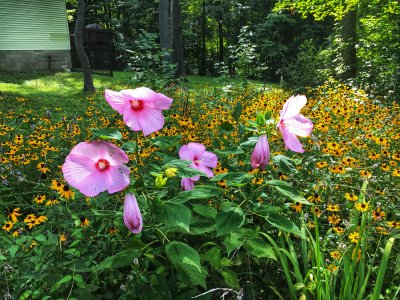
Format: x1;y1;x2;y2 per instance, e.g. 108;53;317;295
199;0;207;75
159;0;172;63
170;0;185;77
74;0;96;92
340;9;357;80
218;20;224;63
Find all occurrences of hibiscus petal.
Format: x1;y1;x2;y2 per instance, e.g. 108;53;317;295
102;142;129;165
62;159;109;197
153;93;173;110
68;142;102;160
280;95;307;120
106;165;130;194
283;115;314;137
280;127;305;153
121;87;158;105
181;178;195;191
122;109;142;132
179;144;195;161
105;89;127;115
201;151;218;168
196;164;214;178
132;106;164;136
187;143;206;159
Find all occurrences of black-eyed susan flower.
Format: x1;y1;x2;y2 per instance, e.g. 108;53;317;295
45;199;59;206
59;185;75;200
291;202;303;213
375;226;388;235
37;162;50;173
355;202;369;213
330;251;341;260
328;214;341;226
326;204;340;212
349;232;359;244
372;207;385;221
34;195;46;204
2;221;14;232
333;226;345;235
345;193;358;201
387;221;400;229
9;208;21;222
79;216;90;227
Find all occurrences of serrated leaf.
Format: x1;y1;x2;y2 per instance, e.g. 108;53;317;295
272;155;298;174
265;213;305;238
166;242;207;287
50;275;73;293
95;248;140;270
121;141;137;153
170;185;223;204
216;207;245;236
9;245;18;258
245;239;276;260
159;202;191;232
219;121;234;131
220;269;240;289
204;247;221;269
91;128;122;141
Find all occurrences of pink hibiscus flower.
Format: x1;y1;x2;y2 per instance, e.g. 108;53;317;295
251;135;270;170
124;193;143;234
62;141;130;197
104;87;173;136
179;143;218;190
277;95;313;153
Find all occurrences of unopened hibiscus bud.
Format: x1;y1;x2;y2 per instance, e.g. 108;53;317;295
165;167;178;178
251;135;270;170
123;193;143;234
155;174;168;188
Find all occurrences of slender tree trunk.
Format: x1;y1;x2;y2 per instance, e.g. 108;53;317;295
218;20;224;63
340;9;357;80
74;0;95;92
159;0;172;63
199;0;207;75
170;0;185;77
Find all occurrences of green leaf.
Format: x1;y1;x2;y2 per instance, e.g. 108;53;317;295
233;101;243;122
204;247;221;269
151;135;181;149
50;275;73;293
159;202;191;232
265;213;305;238
121;141;137;153
9;245;18;258
95;248;140;271
191;204;217;219
166;241;207;287
190;218;215;234
220;269;240;289
214;147;244;156
165;159;206;178
219;121;234;132
272;155;298;174
216;207;245;236
244;239;276;260
253;205;281;216
170;185;223;204
34;234;46;242
91;128;122;141
265;180;310;204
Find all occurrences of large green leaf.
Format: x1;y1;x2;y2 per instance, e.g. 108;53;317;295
191;204;217;219
95;248;140;270
272;155;298;174
165;242;207;287
244;239;276;260
170;185;223;204
151;135;181;149
216;207;245;236
91;128;122;141
265;213;305;238
265;180;310;204
164;159;206;178
215;147;244;156
220;269;240;289
159;202;191;232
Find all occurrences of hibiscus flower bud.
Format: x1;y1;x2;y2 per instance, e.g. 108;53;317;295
251;135;270;170
155;174;168;188
123;193;143;234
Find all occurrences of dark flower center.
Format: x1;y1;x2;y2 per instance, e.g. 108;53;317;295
96;159;110;172
130;100;144;112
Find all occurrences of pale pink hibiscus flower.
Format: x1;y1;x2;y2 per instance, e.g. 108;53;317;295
104;87;173;136
251;135;270;170
62;141;130;197
124;193;143;234
277;95;313;153
179;143;218;190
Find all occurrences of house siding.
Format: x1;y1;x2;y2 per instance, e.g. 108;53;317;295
0;0;71;71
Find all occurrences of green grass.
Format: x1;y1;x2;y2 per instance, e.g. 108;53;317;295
0;71;278;116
